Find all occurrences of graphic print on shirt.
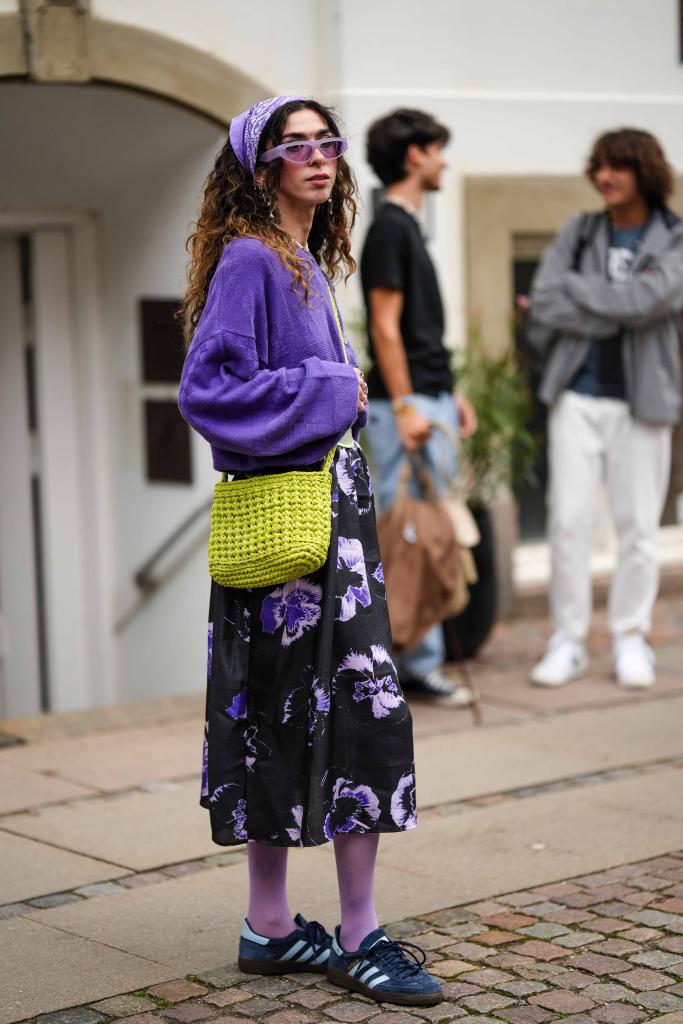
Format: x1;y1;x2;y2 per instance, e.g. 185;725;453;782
607;245;637;284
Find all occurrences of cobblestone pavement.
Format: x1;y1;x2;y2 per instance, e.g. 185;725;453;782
19;851;683;1024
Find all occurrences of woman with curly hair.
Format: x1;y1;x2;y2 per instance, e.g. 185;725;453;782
179;97;442;1007
525;126;683;691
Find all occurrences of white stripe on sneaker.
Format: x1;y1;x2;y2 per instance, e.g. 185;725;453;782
295;946;314;963
367;973;390;989
358;966;379;984
349;958;368;978
241;919;270;945
282;939;307;960
313;948;330;965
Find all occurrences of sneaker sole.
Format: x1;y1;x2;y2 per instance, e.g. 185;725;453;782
238;956;327;975
616;676;655;690
327;964;443;1006
529;662;588;687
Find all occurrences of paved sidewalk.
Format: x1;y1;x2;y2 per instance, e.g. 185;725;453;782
6;852;683;1024
1;598;681;1024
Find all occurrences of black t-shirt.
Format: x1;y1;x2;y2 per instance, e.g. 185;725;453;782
360;201;454;398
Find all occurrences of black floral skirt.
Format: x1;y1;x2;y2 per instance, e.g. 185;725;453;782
201;443;416;847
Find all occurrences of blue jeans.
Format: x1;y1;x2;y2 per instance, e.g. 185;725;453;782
365;392;459;680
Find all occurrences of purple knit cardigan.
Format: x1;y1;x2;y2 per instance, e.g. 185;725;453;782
179;237;366;472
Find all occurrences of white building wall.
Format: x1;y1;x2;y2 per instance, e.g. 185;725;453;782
0;82;223;706
330;0;683;344
92;0;321;99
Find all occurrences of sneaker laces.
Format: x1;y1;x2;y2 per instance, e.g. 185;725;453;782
302;918;329;953
422;671;455;696
355;938;427;979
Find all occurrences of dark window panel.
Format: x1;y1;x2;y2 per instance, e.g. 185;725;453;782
513;256;548;543
144;400;193;484
140;298;186;383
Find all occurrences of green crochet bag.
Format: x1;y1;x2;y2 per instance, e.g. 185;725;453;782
208;279;348;589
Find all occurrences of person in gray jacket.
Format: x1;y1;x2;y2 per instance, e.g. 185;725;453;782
524;127;683;689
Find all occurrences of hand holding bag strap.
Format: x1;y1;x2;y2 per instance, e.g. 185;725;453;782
427;418;461;491
396;419;457;504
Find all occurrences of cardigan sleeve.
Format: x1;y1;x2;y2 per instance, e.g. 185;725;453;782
179;249;360;460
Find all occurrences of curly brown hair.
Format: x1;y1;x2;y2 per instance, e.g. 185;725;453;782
182;99;358;340
585;127;673;209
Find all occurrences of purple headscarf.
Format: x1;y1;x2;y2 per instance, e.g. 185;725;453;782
229;95;305;175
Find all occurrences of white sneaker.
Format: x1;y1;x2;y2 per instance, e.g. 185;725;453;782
529;632;588;687
614;634;655;689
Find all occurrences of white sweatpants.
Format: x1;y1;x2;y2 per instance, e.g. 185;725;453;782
548;391;672;641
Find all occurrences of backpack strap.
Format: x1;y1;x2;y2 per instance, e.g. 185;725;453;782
661;206;681;230
571;211;604;271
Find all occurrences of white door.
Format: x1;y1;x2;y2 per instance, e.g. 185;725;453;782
0;237;44;717
0;227;106;717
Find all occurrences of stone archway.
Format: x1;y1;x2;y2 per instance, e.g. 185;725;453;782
0;2;269;125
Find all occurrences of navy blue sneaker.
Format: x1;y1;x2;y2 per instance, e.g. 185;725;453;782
238;913;332;975
327;926;443;1006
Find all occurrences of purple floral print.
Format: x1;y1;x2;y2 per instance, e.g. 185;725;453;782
201;726;209;798
337;446;372;514
390;771;417;829
207;623;213;678
309;679;331;729
282;669;331;743
225;606;250;643
373;562;384;585
232;798;247;840
208;783;248;841
261;578;322;646
336;536;371;622
286;804;304;844
245;723;257;772
244;723;271;772
227;687;247;720
336;448;356;504
323;778;381;839
334;644;403;719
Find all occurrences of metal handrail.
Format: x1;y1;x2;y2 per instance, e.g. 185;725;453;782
115;495;212;633
134;497;212;590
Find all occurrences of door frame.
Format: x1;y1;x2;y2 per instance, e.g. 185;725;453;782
0;209;116;714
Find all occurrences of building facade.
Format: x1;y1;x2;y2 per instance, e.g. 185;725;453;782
1;0;681;717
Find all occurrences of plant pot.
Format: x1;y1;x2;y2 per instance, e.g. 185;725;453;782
443;503;497;660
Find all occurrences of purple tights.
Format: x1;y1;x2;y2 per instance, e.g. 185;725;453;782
246;833;379;950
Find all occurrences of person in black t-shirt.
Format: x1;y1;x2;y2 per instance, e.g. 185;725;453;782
361;108;477;705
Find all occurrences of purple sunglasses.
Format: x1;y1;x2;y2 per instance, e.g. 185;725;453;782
260;136;348;164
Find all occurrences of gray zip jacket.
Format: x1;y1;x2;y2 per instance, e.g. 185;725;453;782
526;208;683;425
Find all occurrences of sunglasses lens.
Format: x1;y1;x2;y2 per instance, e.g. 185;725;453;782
319;139;343;158
283;143;312;162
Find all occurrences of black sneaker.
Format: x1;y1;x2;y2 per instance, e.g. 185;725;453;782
327;926;443;1006
405;669;474;706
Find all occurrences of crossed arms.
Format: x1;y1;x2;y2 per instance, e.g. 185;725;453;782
527;215;683;350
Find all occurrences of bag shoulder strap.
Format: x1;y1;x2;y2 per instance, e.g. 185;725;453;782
324;279;349;365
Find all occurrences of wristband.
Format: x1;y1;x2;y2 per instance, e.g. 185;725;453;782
392;396;417;416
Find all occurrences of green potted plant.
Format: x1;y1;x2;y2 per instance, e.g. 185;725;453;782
444;327;538;658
